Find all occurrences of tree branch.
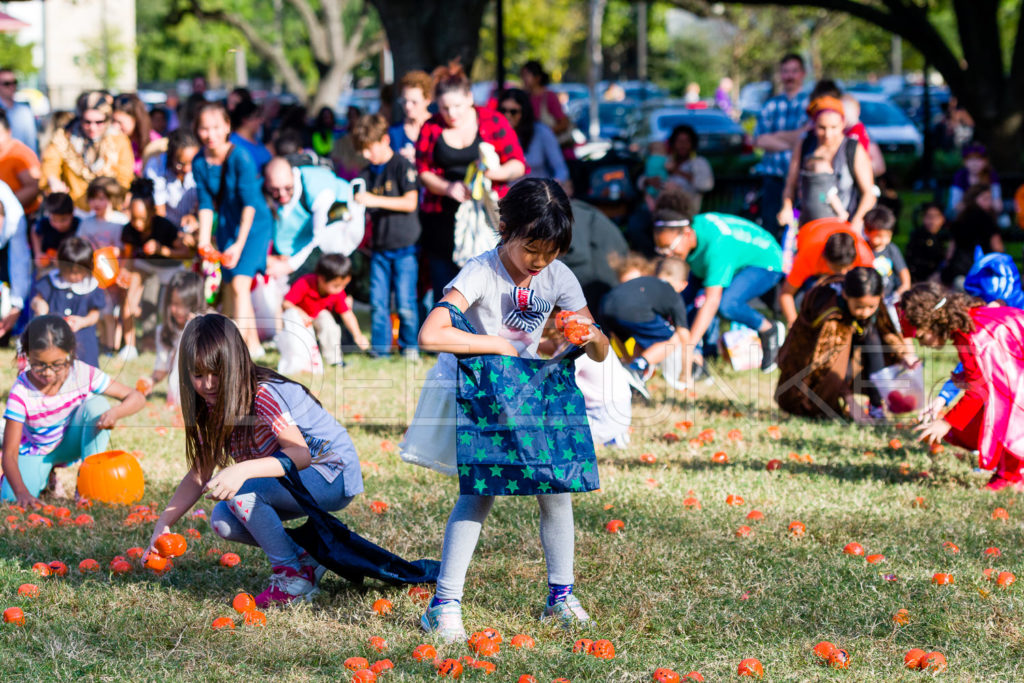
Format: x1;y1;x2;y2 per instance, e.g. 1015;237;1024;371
185;0;310;102
283;0;331;66
667;0;966;97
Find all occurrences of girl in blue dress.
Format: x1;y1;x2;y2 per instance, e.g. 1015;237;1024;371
192;101;273;357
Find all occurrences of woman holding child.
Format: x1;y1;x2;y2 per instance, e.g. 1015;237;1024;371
777;96;875;231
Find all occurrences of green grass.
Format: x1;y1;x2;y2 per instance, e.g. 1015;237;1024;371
1;349;1023;681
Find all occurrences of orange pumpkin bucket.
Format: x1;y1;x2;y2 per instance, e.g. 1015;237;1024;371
76;450;145;505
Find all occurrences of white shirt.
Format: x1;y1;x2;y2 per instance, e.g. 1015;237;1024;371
78;211;128;250
445;247;587;358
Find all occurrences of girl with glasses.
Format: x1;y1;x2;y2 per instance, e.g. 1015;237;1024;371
499;88;568;186
1;315;145;507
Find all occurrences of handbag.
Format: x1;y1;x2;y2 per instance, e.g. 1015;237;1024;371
452;162;500;267
438;303;600;497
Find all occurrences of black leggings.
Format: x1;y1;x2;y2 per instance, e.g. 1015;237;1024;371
851;326;885;407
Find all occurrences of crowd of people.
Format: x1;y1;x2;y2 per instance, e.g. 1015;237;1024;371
1;52;1023;637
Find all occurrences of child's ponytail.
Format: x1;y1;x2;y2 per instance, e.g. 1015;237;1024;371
901;282;980;343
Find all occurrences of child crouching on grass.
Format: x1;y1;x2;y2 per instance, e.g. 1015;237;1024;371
907;283;1024;491
400;178;609;641
147;314;363;606
1;315;145;506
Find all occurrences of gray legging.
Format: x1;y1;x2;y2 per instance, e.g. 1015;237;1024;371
434;492;576;601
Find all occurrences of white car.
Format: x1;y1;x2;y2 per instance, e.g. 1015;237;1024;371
855;93;923;158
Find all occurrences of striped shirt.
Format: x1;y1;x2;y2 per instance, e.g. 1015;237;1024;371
4;361;111;457
229;381;362;492
753;92;809;178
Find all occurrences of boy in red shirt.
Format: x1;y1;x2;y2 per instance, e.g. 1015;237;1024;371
283;253;368;365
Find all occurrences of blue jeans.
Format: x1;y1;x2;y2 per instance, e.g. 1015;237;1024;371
211;463;354;569
1;395;111;501
719;266;784;330
369;245;420;355
429;257;461;307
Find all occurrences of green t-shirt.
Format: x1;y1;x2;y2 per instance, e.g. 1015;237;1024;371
686;213;783;288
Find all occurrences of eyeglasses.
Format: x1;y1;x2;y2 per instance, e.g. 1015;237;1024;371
28;358;72;375
499;107;522;116
82;117;108;127
0;80;16;87
654;233;685;256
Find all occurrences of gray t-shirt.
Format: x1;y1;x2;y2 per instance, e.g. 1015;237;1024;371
445;246;587;358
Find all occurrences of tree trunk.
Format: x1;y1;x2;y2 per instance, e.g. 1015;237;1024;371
368;0;489;75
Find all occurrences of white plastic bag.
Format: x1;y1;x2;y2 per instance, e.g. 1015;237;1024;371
869;363;924;414
452;195;500;267
275;308;324;375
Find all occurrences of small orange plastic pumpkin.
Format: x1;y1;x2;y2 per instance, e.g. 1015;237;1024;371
865;554;885;564
369;500;388;514
211;616;235;630
232;593;256;613
155;533;187;558
892;608;910;626
372;598;393;615
511;634;535;649
652;670;680;683
737;658;764;677
564;320;589;345
47;561;68;577
437;658;464;677
144;553;173;574
17;584;39;597
683;672;704;682
746;510;764;521
984;546;1002;557
997;571;1016;587
412;643;437;661
350;670;376;683
78;559;100;574
789;521;806;536
992;507;1010;520
219;552;241;567
725;494;744;506
31;562;50;577
904;649;926;669
111;560;132;575
931;572;954;585
813;641;837;660
368;636;388;652
828;649;850;669
591;639;615;659
344;657;370;671
76;451;145;505
3;606;25;625
735;525;752;538
242;610;266;626
605;519;624;533
942;541;960;554
921;652;947;672
370;659;394;674
843;542;865;556
573;638;594;653
408;586;431;603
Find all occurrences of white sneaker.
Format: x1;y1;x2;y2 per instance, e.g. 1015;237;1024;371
116;345;138;361
420;600;467;642
254;565;317;607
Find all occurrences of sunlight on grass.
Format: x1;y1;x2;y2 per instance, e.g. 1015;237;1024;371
0;349;1021;680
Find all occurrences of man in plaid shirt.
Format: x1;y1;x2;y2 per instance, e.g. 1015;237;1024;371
753;53;808;240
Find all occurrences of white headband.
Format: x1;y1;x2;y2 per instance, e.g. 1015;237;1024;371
932;297;947;311
653;219;690;228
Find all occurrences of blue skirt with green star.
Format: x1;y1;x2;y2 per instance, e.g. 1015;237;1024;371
440;303;600;497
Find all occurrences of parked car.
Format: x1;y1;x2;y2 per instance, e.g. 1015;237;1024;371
598;80;667;102
856;93;923;157
548;82;590;104
635;105;749;154
568;99;641;141
890;85;951;129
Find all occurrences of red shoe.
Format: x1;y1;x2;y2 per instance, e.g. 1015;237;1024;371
254;565;317;607
985;475;1024;492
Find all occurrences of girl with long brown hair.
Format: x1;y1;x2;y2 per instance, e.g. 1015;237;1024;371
146;314;363;605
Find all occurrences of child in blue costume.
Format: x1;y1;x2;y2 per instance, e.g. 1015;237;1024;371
400;178;610;640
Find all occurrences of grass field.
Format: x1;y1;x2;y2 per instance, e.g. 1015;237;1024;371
1;347;1023;682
